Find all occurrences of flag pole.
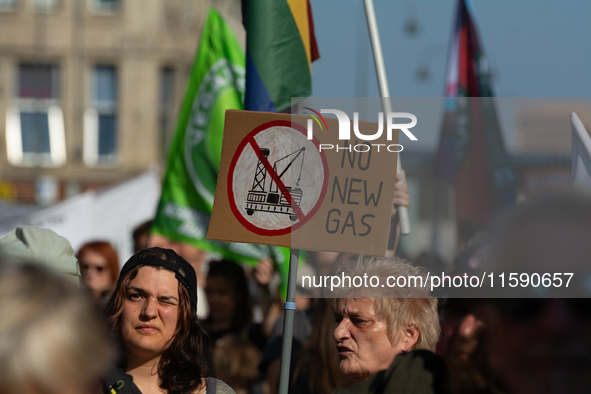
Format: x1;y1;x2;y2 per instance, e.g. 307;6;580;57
277;247;300;394
363;0;411;235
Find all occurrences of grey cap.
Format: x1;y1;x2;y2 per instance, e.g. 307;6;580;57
0;226;80;283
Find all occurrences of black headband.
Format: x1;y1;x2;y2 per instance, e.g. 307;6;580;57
118;247;198;311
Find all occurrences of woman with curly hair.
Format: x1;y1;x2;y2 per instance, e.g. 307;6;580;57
103;247;235;394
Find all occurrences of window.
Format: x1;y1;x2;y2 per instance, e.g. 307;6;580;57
0;0;17;12
84;65;118;166
5;63;66;167
159;66;175;156
89;0;119;13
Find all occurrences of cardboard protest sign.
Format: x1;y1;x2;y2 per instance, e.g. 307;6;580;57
207;109;399;256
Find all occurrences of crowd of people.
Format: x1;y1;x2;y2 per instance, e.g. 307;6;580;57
0;187;590;394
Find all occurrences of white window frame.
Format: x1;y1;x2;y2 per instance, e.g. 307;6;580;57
83;107;99;166
6;64;66;167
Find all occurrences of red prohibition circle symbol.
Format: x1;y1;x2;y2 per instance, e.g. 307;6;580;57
227;120;329;236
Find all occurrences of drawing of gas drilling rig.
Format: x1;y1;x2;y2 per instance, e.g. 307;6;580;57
246;147;306;222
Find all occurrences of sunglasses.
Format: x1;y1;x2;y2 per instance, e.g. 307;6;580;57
80;264;107;273
492;298;591;321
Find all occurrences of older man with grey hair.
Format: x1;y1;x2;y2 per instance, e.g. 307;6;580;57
329;255;445;394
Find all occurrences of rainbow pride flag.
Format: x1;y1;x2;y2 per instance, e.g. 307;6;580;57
243;0;320;112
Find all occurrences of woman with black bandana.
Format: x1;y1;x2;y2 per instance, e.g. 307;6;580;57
103;247;235;394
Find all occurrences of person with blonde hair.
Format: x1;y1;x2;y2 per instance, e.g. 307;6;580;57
329;255;445;394
0;262;114;394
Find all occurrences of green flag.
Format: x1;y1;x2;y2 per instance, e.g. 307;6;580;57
152;8;290;292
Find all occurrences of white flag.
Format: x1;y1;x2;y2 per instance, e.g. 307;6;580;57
0;168;161;266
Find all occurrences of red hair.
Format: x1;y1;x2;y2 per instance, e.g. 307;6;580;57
77;241;119;283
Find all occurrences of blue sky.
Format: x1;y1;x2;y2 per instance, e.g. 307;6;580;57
307;0;591;151
310;0;591;98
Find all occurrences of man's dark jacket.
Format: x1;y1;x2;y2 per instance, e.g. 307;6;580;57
332;350;447;394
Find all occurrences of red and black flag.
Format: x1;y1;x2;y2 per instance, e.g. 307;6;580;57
434;0;516;243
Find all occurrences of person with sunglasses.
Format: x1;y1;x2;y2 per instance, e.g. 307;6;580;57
78;241;120;305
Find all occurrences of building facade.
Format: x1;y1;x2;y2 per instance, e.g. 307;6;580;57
0;0;242;204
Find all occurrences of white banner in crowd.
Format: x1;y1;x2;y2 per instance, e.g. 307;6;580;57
0;168;161;269
571;112;591;190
